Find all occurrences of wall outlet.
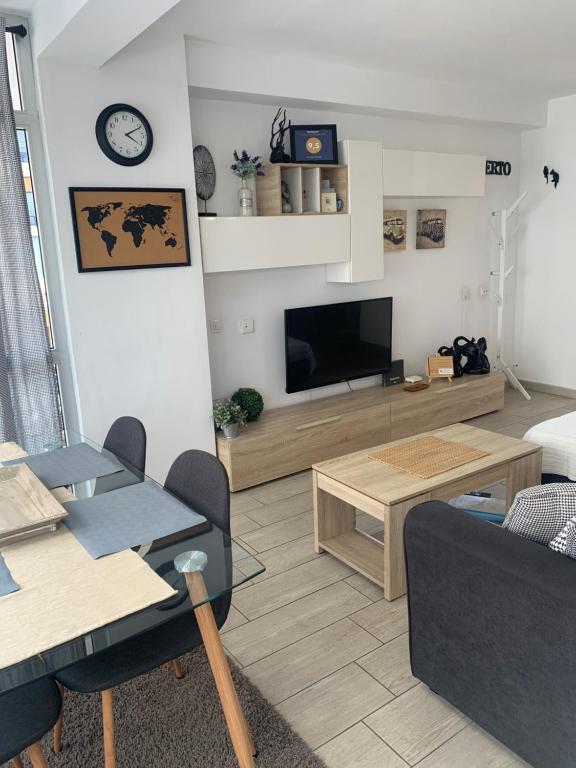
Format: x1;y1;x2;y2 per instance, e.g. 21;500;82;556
461;286;472;301
479;285;489;298
209;319;223;333
239;318;255;334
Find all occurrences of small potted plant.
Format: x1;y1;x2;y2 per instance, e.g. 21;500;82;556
231;388;264;422
212;399;247;439
231;149;265;216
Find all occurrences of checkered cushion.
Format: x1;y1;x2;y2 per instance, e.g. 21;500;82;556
502;483;576;545
549;517;576;559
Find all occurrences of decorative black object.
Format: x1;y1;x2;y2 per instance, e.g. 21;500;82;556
231;388;264;422
486;160;511;176
382;360;404;387
6;24;27;37
269;108;291;163
193;145;217;216
95;104;153;166
453;336;490;375
289;125;338;164
544;166;560;188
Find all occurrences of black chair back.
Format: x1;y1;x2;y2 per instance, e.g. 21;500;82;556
164;450;230;535
103;416;147;473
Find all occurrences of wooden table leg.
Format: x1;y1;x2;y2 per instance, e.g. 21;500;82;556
313;472;355;554
53;681;64;753
26;743;48;768
185;571;255;768
11;756;24;768
101;689;116;768
506;451;543;508
384;494;430;602
171;657;185;679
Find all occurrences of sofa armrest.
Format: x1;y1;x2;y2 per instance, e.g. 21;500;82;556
404;501;576;768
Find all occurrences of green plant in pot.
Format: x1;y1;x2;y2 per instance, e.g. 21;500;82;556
212;399;247;439
231;388;264;422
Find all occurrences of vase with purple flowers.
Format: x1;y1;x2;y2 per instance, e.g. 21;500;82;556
231;149;265;216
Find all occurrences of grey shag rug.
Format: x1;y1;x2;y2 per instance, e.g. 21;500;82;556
13;648;327;768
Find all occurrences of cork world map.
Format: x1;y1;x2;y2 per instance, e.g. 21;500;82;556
70;188;190;272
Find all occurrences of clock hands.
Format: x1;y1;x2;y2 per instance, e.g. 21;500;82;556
124;125;142;143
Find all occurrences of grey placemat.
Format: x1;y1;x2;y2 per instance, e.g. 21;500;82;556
0;553;19;597
2;442;124;489
63;482;207;559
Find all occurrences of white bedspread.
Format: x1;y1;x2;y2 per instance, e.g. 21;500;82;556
523;411;576;480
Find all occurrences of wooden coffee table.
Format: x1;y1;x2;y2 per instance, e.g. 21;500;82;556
313;423;542;601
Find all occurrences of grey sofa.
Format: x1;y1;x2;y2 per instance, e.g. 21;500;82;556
404;501;576;768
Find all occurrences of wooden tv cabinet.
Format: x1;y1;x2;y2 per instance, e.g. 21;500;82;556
216;372;505;492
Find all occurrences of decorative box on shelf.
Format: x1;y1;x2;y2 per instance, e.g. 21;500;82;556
256;163;348;216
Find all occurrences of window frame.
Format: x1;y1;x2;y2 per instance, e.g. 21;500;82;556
4;11;81;435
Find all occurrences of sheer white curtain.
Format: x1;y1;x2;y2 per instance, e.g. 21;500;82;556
0;17;61;451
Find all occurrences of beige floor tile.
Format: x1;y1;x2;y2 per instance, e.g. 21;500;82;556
249;470;312;504
465;412;519;431
232;555;353;620
238;510;314;553
230;513;261;537
245;490;313;526
416;723;530;768
277;663;393;750
345;572;385;602
365;684;469;765
356;512;385;537
220;605;248;633
230;492;264;516
224;581;370;666
316;722;408;768
244;534;319;583
357;633;418;695
351;597;409;644
244;617;381;704
494;422;532;439
504;392;574;419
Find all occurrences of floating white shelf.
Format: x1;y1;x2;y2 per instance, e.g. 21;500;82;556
200;214;351;274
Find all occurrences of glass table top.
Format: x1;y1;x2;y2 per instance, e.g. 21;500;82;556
0;430;264;693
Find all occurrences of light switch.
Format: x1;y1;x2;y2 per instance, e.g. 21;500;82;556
239;318;255;334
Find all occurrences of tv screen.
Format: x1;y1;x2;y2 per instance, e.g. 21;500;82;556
284;298;393;393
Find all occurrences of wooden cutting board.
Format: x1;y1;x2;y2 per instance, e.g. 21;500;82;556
0;463;68;546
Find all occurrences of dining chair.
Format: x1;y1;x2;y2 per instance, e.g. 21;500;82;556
0;677;62;768
54;450;234;768
94;416;147;494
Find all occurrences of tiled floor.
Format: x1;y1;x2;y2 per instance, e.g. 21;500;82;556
223;386;575;767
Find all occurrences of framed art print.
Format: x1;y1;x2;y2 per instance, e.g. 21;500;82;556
416;209;446;249
383;210;407;251
289;125;338;164
70;187;191;272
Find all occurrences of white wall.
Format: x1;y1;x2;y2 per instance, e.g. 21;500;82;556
191;97;520;408
516;95;576;388
37;26;215;481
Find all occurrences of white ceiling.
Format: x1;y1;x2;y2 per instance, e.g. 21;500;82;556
176;0;576;99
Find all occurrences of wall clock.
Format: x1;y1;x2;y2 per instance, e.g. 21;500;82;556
95;103;153;166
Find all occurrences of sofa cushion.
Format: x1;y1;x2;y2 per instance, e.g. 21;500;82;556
549;517;576;559
502;483;576;545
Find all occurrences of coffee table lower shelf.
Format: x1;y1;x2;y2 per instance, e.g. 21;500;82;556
318;531;385;588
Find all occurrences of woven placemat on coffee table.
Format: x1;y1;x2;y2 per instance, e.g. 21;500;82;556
369;435;489;479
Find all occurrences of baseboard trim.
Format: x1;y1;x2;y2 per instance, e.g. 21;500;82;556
520;380;576;399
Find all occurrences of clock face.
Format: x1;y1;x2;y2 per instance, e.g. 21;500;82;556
96;104;153;166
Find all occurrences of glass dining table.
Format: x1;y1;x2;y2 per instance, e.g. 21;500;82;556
0;429;264;768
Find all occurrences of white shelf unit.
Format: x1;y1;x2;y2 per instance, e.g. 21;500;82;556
382;149;486;197
326;140;385;284
200;214;351;274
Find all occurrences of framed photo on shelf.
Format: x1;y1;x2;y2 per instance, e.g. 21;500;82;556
289;125;338;164
69;187;191;273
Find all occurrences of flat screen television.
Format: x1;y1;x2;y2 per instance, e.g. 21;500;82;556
284;297;393;393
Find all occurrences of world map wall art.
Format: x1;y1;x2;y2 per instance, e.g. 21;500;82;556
69;187;191;272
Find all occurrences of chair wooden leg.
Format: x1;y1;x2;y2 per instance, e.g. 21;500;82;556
185;571;255;768
101;689;116;768
171;657;185;679
53;681;64;753
11;756;24;768
26;743;48;768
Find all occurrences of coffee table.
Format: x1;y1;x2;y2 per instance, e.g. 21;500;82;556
313;423;542;601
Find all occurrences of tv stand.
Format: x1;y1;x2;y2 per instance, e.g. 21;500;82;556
216;373;505;491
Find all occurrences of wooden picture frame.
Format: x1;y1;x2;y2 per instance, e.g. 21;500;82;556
426;355;453;383
70;187;191;273
289;125;338;164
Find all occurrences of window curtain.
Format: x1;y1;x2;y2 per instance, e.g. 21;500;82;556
0;17;61;452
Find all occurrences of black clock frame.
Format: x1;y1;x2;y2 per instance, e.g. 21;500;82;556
95;103;153;166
